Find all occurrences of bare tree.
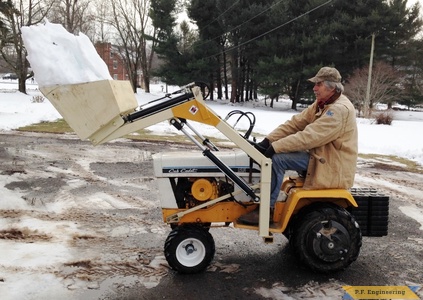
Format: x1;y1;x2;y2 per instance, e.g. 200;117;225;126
109;0;156;93
48;0;94;35
0;0;53;93
91;0;112;43
344;61;403;117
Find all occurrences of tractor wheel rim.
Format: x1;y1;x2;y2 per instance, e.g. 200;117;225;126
309;220;351;262
176;238;206;267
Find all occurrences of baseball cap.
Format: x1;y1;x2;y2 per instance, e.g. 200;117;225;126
308;67;342;83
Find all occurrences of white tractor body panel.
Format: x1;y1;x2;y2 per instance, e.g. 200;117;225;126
156;178;177;208
153;150;261;208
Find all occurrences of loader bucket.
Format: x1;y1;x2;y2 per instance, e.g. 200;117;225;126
40;80;138;144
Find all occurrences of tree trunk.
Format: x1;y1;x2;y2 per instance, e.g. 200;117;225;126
244;64;250;101
290;79;301;110
223;52;229;100
253;80;258;100
143;75;150;93
217;76;222;99
140;41;150;93
238;55;244;102
131;75;138;93
230;52;238;103
209;71;214;100
216;54;222;99
18;76;26;94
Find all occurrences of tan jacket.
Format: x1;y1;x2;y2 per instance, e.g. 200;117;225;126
266;94;358;189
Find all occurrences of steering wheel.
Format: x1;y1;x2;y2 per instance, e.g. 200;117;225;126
224;110;256;140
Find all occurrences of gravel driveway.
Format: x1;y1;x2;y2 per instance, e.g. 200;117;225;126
0;132;422;300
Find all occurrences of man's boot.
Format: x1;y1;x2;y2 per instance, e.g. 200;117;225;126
237;207;274;225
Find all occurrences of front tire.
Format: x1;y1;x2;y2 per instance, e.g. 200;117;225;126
292;203;362;272
164;224;215;274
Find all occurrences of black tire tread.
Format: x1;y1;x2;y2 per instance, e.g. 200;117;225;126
292;203;362;273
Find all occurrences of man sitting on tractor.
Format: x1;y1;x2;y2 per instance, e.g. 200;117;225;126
238;66;358;225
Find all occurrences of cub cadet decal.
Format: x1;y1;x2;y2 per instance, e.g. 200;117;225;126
166;168;199;173
162;166;260;174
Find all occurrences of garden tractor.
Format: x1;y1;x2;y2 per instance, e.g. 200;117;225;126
40;80;389;274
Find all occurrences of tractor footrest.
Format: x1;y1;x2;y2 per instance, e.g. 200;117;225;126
348;188;389;237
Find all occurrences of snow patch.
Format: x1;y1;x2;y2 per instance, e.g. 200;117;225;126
399;206;423;230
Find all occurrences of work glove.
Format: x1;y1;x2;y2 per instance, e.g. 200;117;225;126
254;138;270;154
258;138;270;148
264;145;275;158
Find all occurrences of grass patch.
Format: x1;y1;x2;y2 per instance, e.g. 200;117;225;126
17;119;73;134
125;129;195;144
16;119;234;146
122;129;236;147
359;153;423;174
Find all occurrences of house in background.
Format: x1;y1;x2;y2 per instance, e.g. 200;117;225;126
95;42;143;87
95;42;126;80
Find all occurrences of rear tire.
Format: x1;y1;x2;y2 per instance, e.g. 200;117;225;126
164;224;215;274
292;203;362;272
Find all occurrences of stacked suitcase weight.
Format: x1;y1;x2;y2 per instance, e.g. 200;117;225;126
348;188;389;237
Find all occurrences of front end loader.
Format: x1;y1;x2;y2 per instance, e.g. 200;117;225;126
40;80;389;274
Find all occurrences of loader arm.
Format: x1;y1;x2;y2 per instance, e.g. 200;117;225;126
117;86;273;237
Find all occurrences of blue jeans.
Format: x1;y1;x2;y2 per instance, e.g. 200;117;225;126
270;151;310;207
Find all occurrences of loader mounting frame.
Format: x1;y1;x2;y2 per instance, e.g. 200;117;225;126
101;84;274;237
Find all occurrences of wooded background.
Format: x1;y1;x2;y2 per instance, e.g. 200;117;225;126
1;0;422;112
